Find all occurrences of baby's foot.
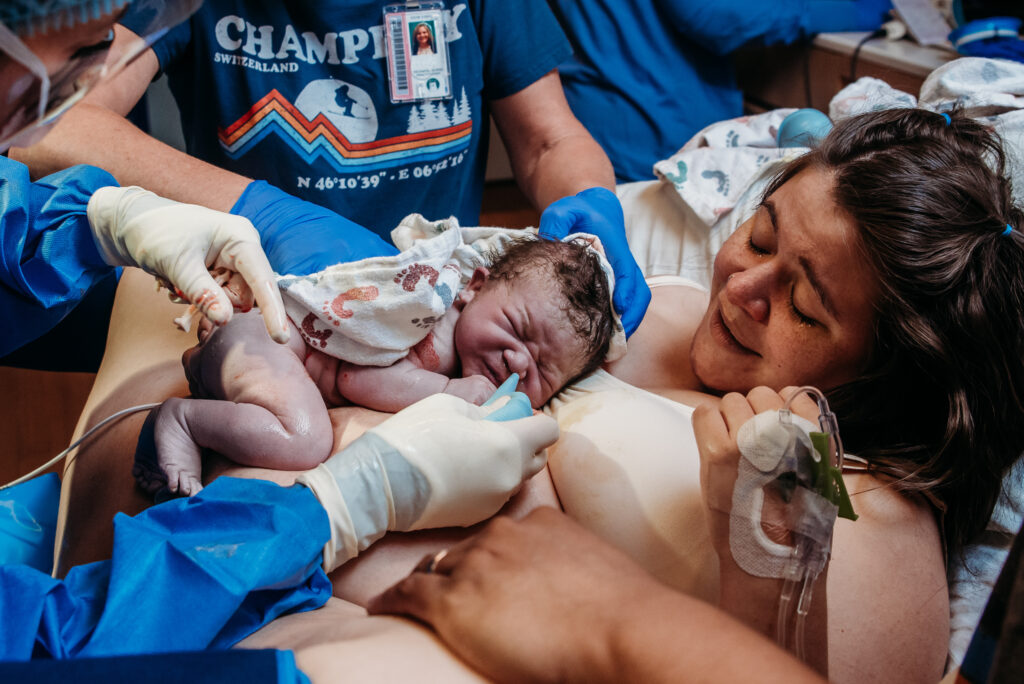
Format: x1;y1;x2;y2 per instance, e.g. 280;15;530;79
132;400;204;499
132;410;169;497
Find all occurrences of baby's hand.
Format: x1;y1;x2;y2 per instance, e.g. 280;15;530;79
196;315;217;342
444;375;499;405
307;350;346;406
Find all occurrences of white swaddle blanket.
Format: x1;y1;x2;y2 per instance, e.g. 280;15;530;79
275;214;627;365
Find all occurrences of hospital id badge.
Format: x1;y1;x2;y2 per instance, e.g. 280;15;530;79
383;2;453;103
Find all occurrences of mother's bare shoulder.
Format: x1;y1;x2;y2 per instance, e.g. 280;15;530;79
827;472;948;683
605;281;709;392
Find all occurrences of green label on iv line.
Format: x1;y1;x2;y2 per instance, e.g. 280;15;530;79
810;432;858;521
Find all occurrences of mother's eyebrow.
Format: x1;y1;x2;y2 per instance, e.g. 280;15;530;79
764;198;838;319
799;256;836;319
763;198;780;235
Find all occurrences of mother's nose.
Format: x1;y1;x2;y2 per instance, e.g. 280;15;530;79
724;269;770;322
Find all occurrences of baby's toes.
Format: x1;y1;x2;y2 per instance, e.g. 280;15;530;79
178;474;204;497
132;461;167;496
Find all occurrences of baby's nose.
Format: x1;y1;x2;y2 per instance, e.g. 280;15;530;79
503;348;529;380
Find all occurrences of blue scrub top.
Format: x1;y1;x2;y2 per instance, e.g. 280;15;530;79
549;0;893;182
0;156;116;357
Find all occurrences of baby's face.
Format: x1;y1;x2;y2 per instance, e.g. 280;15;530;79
453;271;586;408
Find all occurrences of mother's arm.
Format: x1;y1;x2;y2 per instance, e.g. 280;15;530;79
57;268;199;574
696;388;949;682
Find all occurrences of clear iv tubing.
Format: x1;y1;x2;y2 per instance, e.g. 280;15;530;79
776;386;842;660
784;385;844;470
0;402;160;491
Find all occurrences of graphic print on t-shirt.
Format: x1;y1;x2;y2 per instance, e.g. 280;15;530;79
217;81;473;173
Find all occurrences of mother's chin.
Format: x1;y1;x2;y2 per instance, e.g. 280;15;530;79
687;308;760;396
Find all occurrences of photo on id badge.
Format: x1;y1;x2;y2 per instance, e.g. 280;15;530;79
385;4;452;102
408;16;449;99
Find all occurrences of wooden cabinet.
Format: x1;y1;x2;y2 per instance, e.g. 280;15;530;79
736;32;957;113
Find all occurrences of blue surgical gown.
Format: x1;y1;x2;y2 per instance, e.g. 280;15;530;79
0;156;117;357
0;477;332;660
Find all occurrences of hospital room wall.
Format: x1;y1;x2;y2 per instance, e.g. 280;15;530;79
734;39;943;113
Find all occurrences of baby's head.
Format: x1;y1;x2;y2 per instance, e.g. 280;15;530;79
453;237;615;407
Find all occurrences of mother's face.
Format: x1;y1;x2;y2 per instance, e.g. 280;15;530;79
689;167;878;394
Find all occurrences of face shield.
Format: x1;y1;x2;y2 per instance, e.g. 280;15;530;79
0;0;201;152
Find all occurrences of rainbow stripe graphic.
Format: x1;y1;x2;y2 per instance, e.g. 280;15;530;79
218;89;472;173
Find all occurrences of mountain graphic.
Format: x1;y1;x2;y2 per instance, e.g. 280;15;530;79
218;87;472;173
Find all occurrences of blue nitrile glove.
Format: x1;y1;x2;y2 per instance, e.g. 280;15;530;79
777;109;833;148
230;180;398;276
539;187;650;337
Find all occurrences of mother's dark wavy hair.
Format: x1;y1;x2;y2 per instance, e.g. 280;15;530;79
764;108;1024;557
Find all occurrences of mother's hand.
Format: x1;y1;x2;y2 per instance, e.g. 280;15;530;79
693;386;821;554
692;386;828;671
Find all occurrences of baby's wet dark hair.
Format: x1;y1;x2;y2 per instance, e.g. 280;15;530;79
484;237;614;382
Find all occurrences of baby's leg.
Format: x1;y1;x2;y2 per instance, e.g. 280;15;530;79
134;311;332;497
134;392;334;497
133;407;197;497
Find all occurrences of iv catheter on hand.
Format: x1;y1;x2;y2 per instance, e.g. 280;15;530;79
774;386;857;661
725;385;857;664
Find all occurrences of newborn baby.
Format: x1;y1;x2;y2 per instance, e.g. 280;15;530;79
133;238;615;498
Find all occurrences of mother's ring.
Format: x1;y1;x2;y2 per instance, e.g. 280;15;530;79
425;548;449;574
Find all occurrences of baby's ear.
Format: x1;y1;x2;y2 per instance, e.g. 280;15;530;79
467;266;489;291
455;267;490;310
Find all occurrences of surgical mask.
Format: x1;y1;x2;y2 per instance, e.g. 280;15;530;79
0;0;201;152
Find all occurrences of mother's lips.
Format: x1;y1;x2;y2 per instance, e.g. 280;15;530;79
711;308;759;356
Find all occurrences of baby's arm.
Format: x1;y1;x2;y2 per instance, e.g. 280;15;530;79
336;360;497;413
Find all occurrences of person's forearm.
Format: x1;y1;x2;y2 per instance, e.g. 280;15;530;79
596;588;824;684
11;102;251;212
492;70;615;211
336;362;449;414
514;131;615;210
717;564;830;676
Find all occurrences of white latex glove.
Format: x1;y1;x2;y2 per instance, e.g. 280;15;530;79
297;393;558;571
86;185;290;343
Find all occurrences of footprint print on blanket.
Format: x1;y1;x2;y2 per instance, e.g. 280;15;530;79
301;313;333;349
320;285;380;326
702;169;731;195
662;160;688;186
394;263;440;291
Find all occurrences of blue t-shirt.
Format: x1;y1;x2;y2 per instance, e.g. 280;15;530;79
549;0;893;182
123;0;570;239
